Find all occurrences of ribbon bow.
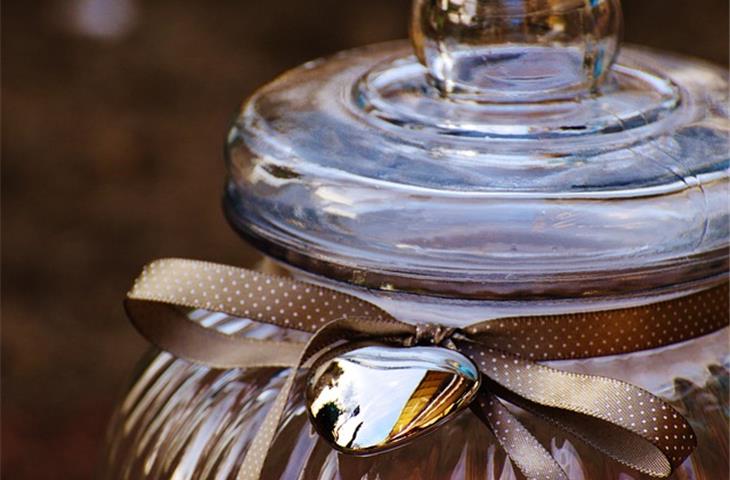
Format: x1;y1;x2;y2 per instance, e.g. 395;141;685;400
124;259;729;480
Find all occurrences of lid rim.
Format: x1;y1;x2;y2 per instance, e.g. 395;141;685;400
224;195;729;300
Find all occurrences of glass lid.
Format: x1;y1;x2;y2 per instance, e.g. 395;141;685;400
225;0;729;299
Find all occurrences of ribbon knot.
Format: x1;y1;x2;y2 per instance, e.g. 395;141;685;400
124;258;729;480
405;323;457;347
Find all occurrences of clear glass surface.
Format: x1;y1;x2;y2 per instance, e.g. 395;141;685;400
106;1;729;478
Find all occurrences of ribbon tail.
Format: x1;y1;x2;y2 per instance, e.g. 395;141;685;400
472;389;568;480
459;341;695;478
237;368;298;480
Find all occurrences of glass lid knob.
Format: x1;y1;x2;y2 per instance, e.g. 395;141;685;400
410;0;623;102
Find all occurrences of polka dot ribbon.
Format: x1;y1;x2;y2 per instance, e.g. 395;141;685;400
125;258;729;480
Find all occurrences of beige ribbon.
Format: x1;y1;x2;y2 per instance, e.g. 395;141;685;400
124;258;729;480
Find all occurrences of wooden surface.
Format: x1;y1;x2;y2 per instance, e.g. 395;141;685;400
1;1;727;478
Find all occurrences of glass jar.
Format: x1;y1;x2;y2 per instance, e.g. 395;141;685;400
104;1;729;478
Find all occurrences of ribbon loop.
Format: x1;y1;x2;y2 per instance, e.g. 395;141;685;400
127;258;396;333
457;341;693;477
472;390;569;480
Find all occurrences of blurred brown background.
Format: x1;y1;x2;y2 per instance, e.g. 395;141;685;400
1;1;727;479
